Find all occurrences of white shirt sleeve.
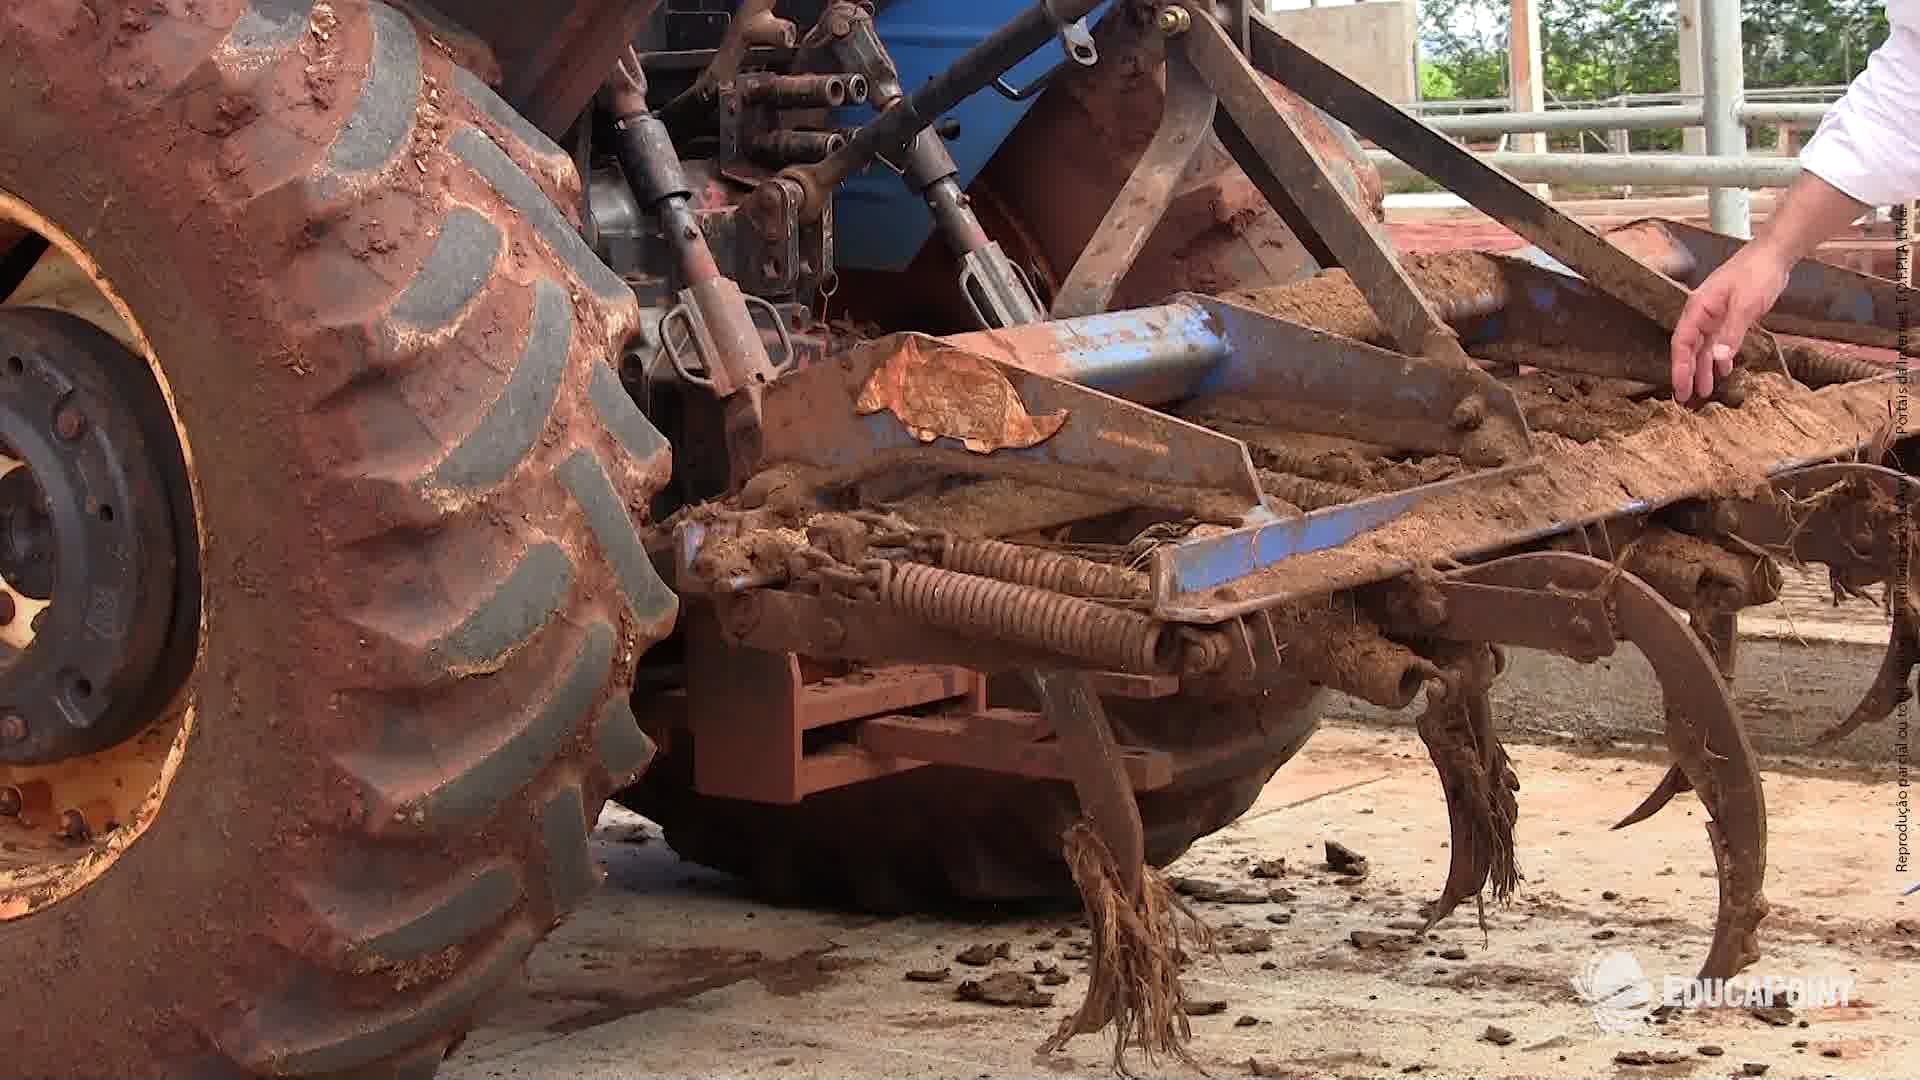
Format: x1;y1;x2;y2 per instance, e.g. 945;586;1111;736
1800;0;1920;207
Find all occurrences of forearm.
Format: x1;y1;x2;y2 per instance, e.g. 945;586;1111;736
1748;171;1870;268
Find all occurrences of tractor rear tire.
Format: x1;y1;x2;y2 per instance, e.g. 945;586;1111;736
619;684;1322;911
0;3;673;1077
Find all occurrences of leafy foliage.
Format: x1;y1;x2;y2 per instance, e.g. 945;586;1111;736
1417;0;1890;103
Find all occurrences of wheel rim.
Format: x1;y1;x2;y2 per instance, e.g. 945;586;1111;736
0;189;203;920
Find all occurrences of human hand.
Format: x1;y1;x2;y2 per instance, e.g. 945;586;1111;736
1669;243;1792;402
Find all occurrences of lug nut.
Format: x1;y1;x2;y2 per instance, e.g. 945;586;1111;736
56;808;91;844
1156;5;1192;34
0;712;24;744
54;406;86;440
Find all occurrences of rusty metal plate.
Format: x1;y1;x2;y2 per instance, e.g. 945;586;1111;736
854;333;1068;452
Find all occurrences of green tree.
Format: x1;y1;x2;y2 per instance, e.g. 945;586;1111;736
1420;61;1459;99
1742;0;1887;87
1418;0;1509;99
1416;0;1891;104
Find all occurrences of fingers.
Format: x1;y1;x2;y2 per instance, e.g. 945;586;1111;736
1671;283;1727;403
1669;245;1792;402
1697;342;1723;400
1706;290;1771;393
1670;329;1698;403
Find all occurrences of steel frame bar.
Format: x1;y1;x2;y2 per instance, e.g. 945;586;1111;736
1181;12;1474;369
1148;372;1907;622
755;334;1270;519
1242;12;1787;379
1184;294;1534;466
1050;50;1218;319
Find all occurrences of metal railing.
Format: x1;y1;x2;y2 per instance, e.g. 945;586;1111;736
1370;149;1802;188
1388;0;1849;234
1404;85;1848;117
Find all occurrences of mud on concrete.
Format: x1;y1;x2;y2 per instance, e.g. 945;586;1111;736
450;723;1913;1080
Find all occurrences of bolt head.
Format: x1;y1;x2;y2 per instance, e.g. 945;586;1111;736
1156;5;1192;34
0;712;24;744
56;808;90;844
54;407;85;440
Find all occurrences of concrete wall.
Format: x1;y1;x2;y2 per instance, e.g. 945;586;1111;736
1261;3;1418;104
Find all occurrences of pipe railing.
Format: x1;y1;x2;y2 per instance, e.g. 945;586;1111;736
1420;100;1827;138
1386;0;1840;233
1370;149;1801;188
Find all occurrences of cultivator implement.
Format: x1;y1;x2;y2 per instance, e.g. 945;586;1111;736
12;0;1914;1074
646;1;1916;1062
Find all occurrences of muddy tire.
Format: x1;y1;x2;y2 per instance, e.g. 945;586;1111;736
620;684;1322;910
0;4;674;1077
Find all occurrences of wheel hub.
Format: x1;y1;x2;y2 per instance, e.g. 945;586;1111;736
0;308;188;765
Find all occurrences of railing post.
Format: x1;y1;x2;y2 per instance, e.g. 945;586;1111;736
1701;0;1750;236
1678;0;1706;154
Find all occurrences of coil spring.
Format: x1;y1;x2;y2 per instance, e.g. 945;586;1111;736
1782;342;1886;387
1258;469;1366;511
1254;444;1372;487
873;561;1173;674
938;536;1149;600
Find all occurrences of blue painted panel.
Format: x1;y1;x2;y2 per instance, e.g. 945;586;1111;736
831;0;1111;272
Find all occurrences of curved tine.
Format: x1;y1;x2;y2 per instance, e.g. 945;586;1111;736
1449;551;1768;982
1766;461;1918;562
1765;463;1920;746
1770;460;1914;499
1612;764;1692;830
1412;645;1512;938
1414;680;1489;936
1813;601;1920;745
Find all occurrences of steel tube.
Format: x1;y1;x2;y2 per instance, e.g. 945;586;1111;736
1369;150;1801;187
925;178;990;253
1738;101;1830;124
1423;103;1829;139
941;302;1226;404
1426;104;1706;137
1701;0;1751;235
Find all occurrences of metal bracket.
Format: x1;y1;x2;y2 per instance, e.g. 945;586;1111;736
1051;49;1217;318
1182;293;1534;466
756;334;1270;522
1415;580;1618;662
1058;15;1098;66
1178;10;1475;370
659;288;797;391
959;243;1046;329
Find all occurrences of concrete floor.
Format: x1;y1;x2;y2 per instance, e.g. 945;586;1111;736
449;722;1916;1080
